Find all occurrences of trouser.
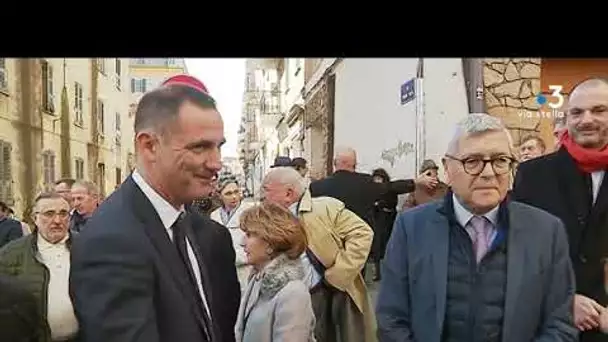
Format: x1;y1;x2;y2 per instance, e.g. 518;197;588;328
310;282;365;342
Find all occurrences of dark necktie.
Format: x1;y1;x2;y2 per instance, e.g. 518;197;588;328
172;212;214;341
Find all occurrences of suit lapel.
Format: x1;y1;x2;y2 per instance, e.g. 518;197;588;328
502;203;526;342
126;177;208;332
556;148;591;224
430;213;449;335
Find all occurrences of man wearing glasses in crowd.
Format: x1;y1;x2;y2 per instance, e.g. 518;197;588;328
0;192;79;342
376;113;576;342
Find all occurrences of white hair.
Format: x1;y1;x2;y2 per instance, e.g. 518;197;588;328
263;167;307;196
446;113;514;155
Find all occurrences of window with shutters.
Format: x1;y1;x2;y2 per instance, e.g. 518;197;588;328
74;158;84;180
0;140;13;205
42;150;56;186
97;100;105;136
0;58;7;92
41;60;55;113
115;167;122;187
115;112;121;148
115;59;121;90
130;78;147;93
74;82;84;126
97;163;106;198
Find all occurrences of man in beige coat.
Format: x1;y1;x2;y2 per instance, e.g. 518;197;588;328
262;167;376;342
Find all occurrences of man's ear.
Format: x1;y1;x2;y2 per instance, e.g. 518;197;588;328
441;158;451;185
135;131;158;162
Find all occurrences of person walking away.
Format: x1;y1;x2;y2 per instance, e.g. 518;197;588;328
369;168;398;281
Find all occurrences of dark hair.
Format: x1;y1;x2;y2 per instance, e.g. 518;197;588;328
291;157;307;170
372;168;391;182
520;134;546;152
0;201;7;212
54;178;76;187
134;85;217;134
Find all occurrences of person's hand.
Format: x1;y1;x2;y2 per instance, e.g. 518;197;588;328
415;173;438;190
574;294;604;331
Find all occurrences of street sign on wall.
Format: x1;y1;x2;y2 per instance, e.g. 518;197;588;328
400;78;416;105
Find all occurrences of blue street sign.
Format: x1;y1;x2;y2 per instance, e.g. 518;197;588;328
401;78;416;105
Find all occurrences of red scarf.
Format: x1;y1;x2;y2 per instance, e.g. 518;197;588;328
560;130;608;173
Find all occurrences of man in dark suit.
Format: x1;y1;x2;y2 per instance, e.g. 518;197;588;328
377;113;577;342
513;77;608;342
310;147;436;226
69;75;240;342
0;201;22;248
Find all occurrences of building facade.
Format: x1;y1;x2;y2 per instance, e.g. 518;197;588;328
0;58;133;217
128;58;187;114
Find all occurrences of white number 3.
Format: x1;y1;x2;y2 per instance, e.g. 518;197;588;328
548;85;564;109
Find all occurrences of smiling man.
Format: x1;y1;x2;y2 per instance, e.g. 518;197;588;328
376;113;577;342
69;76;240;342
513;77;608;342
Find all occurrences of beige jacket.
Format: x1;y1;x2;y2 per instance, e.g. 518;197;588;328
297;190;376;342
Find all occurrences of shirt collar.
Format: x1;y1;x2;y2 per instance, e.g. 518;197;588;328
37;233;70;251
452;193;499;228
132;169;184;230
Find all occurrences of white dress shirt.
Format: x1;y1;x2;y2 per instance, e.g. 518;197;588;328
591;171;605;205
131;170;212;318
37;234;79;340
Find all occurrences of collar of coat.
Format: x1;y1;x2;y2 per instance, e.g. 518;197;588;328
296;189;314;213
252;253;305;299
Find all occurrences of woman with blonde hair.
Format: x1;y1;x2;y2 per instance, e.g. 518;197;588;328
235;202;315;342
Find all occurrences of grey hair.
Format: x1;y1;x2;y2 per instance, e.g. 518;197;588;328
446;113;514;155
72;180;101;197
263;167;307;196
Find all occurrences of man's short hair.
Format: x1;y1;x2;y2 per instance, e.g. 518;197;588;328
446;113;513;156
520;134;546;152
55;178;76;188
0;201;7;212
72;180;101;197
134;85;217;135
291;157;307;170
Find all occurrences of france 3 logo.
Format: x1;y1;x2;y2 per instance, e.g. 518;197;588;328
519;85;565;119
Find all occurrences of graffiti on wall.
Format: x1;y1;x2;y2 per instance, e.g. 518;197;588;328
380;140;415;167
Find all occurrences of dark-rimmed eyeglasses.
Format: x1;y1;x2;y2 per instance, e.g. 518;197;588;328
444;154;517;176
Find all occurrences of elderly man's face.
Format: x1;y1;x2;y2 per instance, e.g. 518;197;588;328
444;130;513;214
261;181;297;208
34;197;70;243
71;185;98;217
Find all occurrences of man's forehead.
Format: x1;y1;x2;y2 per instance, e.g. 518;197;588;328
569;84;608;106
458;131;510;154
37;198;69;210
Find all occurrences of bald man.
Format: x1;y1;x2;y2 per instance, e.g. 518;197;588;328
310;147;435;233
513;77;608;342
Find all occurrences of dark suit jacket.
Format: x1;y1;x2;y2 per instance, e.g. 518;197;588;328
376;196;577;342
0;274;45;342
309;170;415;225
69;176;240;342
0;217;23;248
513;147;608;342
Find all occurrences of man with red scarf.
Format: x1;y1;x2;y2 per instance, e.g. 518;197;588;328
513;77;608;342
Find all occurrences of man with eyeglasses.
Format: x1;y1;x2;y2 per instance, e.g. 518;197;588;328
376;113;577;342
513;77;608;342
0;192;79;342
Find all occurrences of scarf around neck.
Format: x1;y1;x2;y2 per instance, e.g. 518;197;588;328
560;130;608;173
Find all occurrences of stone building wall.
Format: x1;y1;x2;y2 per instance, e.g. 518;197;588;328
483;58;550;146
304;76;332;179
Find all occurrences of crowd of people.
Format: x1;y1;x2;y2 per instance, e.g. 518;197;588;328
1;73;608;342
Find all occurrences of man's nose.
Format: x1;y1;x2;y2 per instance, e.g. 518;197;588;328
206;149;223;171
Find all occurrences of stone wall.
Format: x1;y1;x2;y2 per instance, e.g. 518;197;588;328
304;76;332;179
483;58;544;145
